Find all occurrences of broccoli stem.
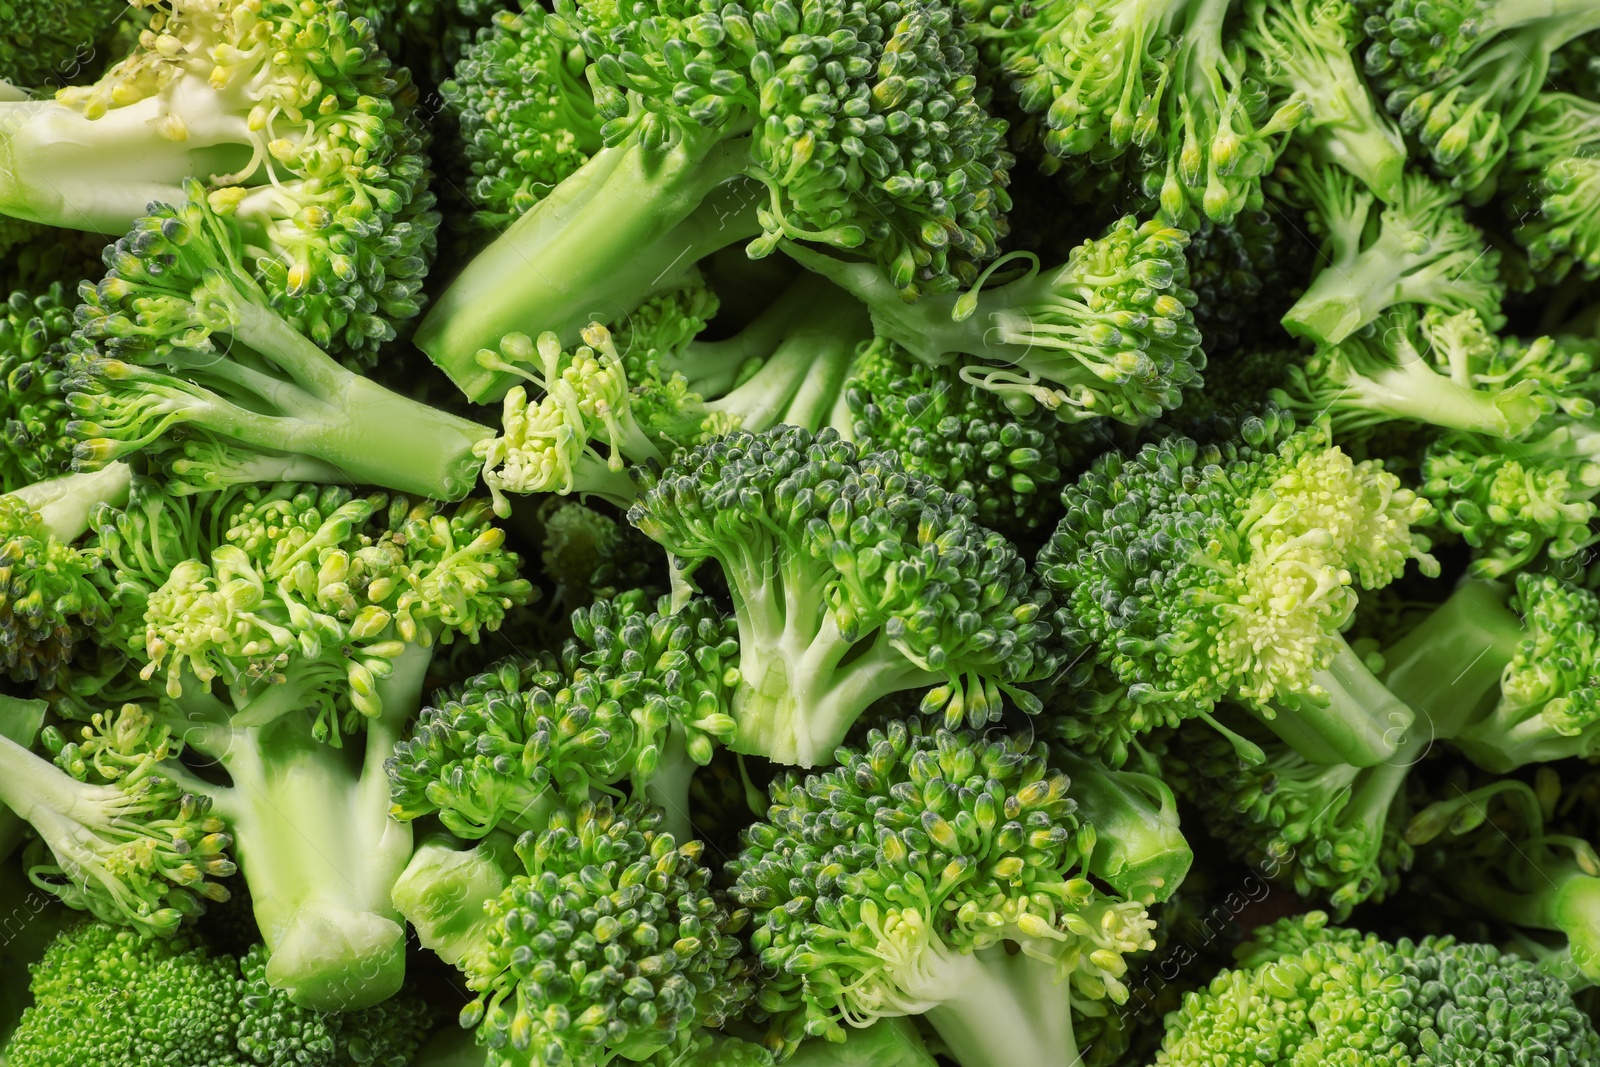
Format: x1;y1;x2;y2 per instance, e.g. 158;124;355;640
201;644;430;1010
1285;231;1442;344
1315;355;1543;438
1460;849;1600;984
1381;581;1522;739
392;831;517;974
1051;751;1192;905
643;727;697;844
670;276;816;396
920;944;1082;1067
7;463;130;541
720;547;939;766
0;93;256;234
416;133;761;403
788;1020;937;1067
1256;633;1415;766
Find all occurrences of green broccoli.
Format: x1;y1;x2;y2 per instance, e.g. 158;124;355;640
787;213;1204;425
442;5;607;229
1154;910;1600;1065
1360;0;1600;196
1281;163;1505;345
397;799;754;1067
729;719;1175;1067
0;0;440;366
414;0;1012;402
1182;205;1314;357
4;919;434;1066
1240;0;1406;199
387;591;739;842
65;187;495;501
0;0;129;90
1040;409;1437;769
0;282;80;492
1505;91;1600;283
628;426;1056;767
52;480;532;1007
536;499;667;611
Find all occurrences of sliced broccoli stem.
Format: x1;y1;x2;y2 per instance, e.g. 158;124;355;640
1381;580;1522;739
202;644;429;1010
1287;241;1429;344
921;944;1081;1067
7;463;130;541
1461;849;1600;983
0;94;256;234
720;549;939;766
416;132;761;403
391;831;517;974
1256;633;1415;766
1050;751;1192;905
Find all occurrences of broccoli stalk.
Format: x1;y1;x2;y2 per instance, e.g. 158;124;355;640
913;947;1090;1067
68;187;493;500
785;214;1204;425
1050;750;1192;905
1282;167;1505;344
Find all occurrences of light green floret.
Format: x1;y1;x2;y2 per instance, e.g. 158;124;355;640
1272;306;1554;443
788;214;1204;425
1281;164;1505;345
0;465;128;685
0;703;235;937
402;800;756;1067
1155;911;1600;1066
1041;410;1438;769
68;480;533;1009
0;0;440;366
65;185;494;501
629;426;1057;767
730;720;1171;1067
959;0;1304;225
1360;0;1600;197
1241;0;1406;200
415;0;1012;402
387;591;739;843
1506;92;1600;282
444;6;607;229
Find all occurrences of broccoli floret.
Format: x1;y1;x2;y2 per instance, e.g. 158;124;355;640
0;0;128;90
1281;163;1505;344
5;919;434;1066
788;214;1204;425
1505;92;1600;283
730;719;1170;1067
414;0;1012;402
0;282;82;492
0;0;440;367
536;499;667;611
958;0;1304;225
1272;306;1551;442
1406;767;1600;985
60;480;532;1007
442;6;606;229
629;427;1056;767
387;591;739;842
405;799;754;1067
1040;409;1437;769
1241;0;1406;199
1183;204;1314;356
65;187;495;501
1360;0;1600;197
1154;910;1600;1065
0;702;235;937
843;336;1082;537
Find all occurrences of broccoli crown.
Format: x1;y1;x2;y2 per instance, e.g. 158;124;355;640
1041;411;1435;754
14;702;236;934
387;592;739;837
1155;911;1600;1066
548;0;1012;294
94;480;531;742
443;6;606;229
0;283;77;493
629;426;1056;766
1360;0;1600;195
0;490;109;686
1163;712;1411;913
730;719;1155;1042
844;336;1075;536
0;0;127;88
1419;403;1600;579
5;920;434;1066
1506;92;1600;283
459;799;754;1067
537;499;668;611
1282;164;1504;345
1183;206;1311;357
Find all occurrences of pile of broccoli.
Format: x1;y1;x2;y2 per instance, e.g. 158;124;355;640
3;0;1600;1064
